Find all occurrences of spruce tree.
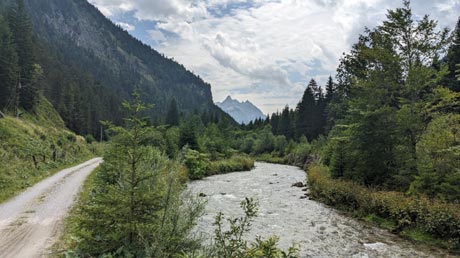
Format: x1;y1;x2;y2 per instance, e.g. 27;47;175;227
324;76;335;104
445;17;460;91
0;15;18;112
295;80;316;140
166;98;180;126
279;105;294;140
328;1;449;189
7;0;39;111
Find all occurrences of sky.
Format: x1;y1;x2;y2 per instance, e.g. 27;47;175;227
88;0;460;114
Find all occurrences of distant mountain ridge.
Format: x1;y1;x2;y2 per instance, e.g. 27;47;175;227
216;96;266;124
0;0;233;135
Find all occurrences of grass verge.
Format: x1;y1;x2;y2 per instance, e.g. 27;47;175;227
50;166;100;257
0;98;103;203
307;163;460;252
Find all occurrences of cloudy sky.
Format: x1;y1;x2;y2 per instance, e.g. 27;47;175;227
88;0;460;114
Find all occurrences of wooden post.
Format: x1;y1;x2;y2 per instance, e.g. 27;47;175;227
15;72;21;118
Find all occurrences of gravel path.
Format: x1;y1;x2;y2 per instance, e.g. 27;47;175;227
0;158;102;258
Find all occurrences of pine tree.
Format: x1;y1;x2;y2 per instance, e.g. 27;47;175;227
279;105;294;140
324;76;337;132
0;15;18;112
179;115;202;149
445;17;460;91
324;76;336;103
295;80;316;140
74;94;203;256
269;111;280;135
166;98;179;126
7;0;39;112
328;1;448;189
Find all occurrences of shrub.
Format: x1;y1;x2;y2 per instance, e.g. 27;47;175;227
206;155;254;176
184;149;209;180
84;134;96;144
66;96;205;257
307;163;460;250
208;198;299;258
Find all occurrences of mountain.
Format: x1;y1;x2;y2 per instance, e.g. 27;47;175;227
216;96;266;124
0;0;233;136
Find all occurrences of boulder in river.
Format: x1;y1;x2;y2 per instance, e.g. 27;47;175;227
292;182;305;187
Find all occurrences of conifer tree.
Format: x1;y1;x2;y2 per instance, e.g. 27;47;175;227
295;80;316;140
445;17;460;91
328;0;449;189
0;15;18;112
74;93;203;256
324;76;335;104
279;105;294;140
8;0;39;111
166;98;180;126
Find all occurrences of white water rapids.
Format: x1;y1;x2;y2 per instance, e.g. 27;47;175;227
187;162;456;258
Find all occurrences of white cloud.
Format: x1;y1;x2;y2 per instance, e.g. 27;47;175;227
88;0;460;113
116;22;135;31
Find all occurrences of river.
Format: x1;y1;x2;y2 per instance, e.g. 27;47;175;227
187;162;455;258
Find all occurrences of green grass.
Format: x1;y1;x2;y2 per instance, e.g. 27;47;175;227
50;166;100;257
307;163;460;251
0;98;99;203
363;214;396;231
401;228;442;244
205;155;255;176
255;153;287;165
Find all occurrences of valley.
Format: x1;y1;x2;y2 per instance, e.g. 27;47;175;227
0;0;459;257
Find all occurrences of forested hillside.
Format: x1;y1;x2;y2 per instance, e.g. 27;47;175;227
246;2;460;200
0;0;232;137
1;0;460;256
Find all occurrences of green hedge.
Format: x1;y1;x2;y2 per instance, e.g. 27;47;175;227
206;155;255;176
307;164;460;250
184;150;254;180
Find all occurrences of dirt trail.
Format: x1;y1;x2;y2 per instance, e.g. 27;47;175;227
0;158;102;258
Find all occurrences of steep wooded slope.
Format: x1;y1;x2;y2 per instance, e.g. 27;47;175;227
2;0;231;135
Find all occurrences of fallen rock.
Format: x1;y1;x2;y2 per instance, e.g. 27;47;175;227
300;196;307;199
198;193;207;197
292;182;305;187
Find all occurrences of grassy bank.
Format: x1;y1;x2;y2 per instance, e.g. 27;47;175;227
0;99;101;203
205;155;255;176
185;150;255;180
307;163;460;251
255;153;288;165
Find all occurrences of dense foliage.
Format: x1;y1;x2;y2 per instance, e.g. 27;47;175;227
0;0;40;115
243;77;335;142
67;95;205;257
308;164;460;250
318;1;460;202
2;0;460;254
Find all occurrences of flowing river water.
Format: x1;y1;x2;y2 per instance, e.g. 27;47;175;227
187;162;456;258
